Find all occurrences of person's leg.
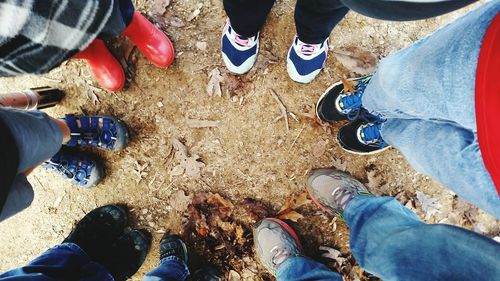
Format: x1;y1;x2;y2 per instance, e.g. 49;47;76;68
98;0;135;39
380;118;500;218
143;235;190;281
223;0;275;37
344;196;500;280
295;0;348;44
306;169;500;281
254;218;341;281
362;0;500;131
0;243;114;281
276;256;342;281
0;175;34;223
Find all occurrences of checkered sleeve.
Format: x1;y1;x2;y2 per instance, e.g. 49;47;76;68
0;0;114;76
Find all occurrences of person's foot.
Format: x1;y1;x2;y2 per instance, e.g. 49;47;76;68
316;76;372;122
221;19;259;75
74;39;126;92
286;36;328;84
42;149;104;188
307;169;372;215
63;115;129;152
106;230;151;281
159;234;188;263
63;205;128;264
337;119;390;155
191;265;223;281
122;11;175;68
253;218;302;276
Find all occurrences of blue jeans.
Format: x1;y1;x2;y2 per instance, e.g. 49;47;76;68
276;196;500;281
0;243;114;281
0;108;62;222
143;257;190;281
362;1;500;218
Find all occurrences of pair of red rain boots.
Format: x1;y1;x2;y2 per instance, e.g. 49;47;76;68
74;12;175;92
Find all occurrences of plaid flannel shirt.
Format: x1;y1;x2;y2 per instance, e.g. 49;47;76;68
0;0;114;76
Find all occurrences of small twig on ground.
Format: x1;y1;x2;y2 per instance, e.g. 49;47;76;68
270;89;289;132
288;125;306;152
41;76;62;83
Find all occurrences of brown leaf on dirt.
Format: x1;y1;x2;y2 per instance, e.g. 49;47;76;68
241;198;272;221
278;210;304;222
341;77;359;94
278;192;312;214
207;193;235;219
150;0;170;16
312;139;328;157
169;189;193;212
171;138;205;178
300;104;331;134
235;224;246;245
207;68;224;97
333;46;378;75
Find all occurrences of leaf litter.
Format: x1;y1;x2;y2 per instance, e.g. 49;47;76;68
171;138;205;178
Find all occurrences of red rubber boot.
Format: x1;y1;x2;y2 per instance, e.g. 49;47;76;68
74;39;125;92
122;11;175;68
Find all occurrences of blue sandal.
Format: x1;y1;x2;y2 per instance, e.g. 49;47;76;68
43;149;104;188
64;115;129;151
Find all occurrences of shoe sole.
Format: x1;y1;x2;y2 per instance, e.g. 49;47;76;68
336;133;391;156
264;218;303;251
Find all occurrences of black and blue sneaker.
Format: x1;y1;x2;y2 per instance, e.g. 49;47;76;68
42;149;104;188
64;115;128;152
316;76;372;122
159;234;188;263
287;36;328;84
338;118;390;155
221;19;259;75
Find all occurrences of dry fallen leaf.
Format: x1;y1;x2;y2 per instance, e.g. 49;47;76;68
187;3;203;21
183;155;205;179
241;198;272;221
186;119;220;128
333;46;378;75
207;68;224;97
278;210;304;222
170;189;193;211
171;138;205;179
312;139;328;157
416;191;442;220
150;0;170;16
278;192;312;214
341;77;359;94
320;246;347;266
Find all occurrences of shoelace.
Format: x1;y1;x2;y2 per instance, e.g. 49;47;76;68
234;34;251;48
271;246;292;267
360;123;387;148
331;186;355;210
340;79;369;121
299;43;318;56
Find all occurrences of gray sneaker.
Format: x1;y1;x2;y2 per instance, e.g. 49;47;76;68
307;168;372;215
253;218;303;275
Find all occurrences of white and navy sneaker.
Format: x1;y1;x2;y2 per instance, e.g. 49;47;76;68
221;19;259;75
286;36;328;84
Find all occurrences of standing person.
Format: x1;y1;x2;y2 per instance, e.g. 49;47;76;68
0;0;175;92
0;107;129;222
0;204;223;281
315;0;500;217
252;168;500;281
221;0;475;83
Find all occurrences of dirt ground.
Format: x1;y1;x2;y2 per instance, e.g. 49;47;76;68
0;0;498;280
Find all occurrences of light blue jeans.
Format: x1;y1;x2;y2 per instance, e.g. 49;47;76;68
276;196;500;281
362;1;500;218
143;256;190;281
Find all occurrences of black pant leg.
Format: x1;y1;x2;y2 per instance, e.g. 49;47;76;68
223;0;276;37
295;0;349;44
98;0;135;39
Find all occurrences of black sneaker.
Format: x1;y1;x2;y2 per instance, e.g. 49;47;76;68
316;76;371;122
337;119;390;155
63;205;127;264
106;230;151;281
191;265;223;281
160;234;188;263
